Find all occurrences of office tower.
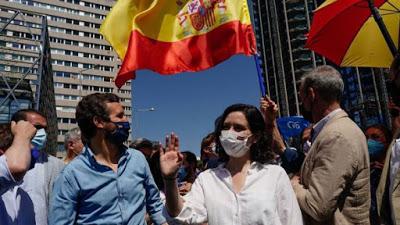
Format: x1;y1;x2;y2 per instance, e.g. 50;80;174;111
0;0;132;156
252;0;391;128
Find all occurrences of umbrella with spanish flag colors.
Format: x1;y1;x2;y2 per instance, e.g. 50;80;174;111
306;0;400;68
100;0;256;88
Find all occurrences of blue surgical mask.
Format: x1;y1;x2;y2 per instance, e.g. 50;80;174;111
29;147;41;169
177;166;188;183
31;128;47;150
367;139;385;158
108;122;130;145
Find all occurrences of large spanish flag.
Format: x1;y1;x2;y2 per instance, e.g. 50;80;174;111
100;0;256;88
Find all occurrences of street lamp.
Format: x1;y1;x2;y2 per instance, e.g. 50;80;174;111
135;107;155;112
132;107;156;140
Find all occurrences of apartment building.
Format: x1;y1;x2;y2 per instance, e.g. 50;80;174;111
0;0;132;156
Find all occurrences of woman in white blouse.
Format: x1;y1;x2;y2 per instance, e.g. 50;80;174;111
160;104;303;225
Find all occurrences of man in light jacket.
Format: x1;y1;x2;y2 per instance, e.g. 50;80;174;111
291;65;370;225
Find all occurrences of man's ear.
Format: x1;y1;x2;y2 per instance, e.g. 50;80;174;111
93;116;105;129
0;149;4;156
67;140;74;150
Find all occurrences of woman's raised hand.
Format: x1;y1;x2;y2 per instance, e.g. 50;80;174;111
159;133;183;179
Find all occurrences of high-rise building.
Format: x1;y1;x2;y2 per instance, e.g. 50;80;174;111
0;0;132;156
252;0;391;128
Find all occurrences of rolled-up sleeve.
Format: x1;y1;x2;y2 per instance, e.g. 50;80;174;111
171;176;207;224
48;171;78;225
0;155;19;194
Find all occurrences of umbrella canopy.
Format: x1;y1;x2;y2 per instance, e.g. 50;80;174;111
306;0;400;68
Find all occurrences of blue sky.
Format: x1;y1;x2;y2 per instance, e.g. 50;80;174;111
131;55;261;156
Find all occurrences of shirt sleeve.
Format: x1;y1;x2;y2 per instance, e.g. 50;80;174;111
276;169;304;225
172;174;208;224
48;170;78;225
0;155;20;194
143;159;167;225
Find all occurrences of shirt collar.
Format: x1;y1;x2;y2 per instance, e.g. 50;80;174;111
82;145;129;169
217;161;263;176
312;108;342;141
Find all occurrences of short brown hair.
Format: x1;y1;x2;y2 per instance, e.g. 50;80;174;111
75;93;120;141
0;123;13;151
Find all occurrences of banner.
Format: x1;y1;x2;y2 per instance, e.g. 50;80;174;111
276;116;310;141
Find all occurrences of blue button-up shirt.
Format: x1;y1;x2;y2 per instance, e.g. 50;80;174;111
49;146;166;225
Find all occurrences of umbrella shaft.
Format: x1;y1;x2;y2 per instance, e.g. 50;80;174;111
368;0;398;56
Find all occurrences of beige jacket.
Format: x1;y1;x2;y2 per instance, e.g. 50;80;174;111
376;129;400;225
294;110;370;225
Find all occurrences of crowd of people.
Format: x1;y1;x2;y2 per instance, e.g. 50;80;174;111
1;60;400;225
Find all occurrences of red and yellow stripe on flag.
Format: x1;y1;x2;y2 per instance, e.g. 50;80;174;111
100;0;256;88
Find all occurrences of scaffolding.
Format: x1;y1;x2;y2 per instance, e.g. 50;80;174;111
0;6;58;155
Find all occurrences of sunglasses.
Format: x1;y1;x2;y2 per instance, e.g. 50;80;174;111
34;125;46;130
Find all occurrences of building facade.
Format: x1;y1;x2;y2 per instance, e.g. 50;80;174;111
252;0;391;128
0;0;132;156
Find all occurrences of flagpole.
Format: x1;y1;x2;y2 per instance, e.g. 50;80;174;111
131;81;135;141
250;1;267;98
253;54;266;97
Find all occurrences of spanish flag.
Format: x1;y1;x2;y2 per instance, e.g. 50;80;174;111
100;0;256;88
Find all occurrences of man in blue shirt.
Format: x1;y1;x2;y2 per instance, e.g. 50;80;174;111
49;93;166;225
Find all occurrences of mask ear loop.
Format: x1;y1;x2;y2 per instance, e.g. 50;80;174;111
245;133;258;148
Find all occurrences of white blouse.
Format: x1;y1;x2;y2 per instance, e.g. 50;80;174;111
171;162;303;225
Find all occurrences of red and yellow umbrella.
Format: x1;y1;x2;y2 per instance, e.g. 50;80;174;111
306;0;400;68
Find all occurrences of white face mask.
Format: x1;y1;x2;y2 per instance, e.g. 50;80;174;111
219;130;251;158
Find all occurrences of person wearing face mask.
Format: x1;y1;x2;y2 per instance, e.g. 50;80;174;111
160;104;303;225
200;132;219;170
177;151;198;196
0;121;36;191
49;93;167;225
291;65;370;225
0;109;65;225
364;124;391;225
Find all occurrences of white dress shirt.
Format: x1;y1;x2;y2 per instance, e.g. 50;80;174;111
172;162;303;225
